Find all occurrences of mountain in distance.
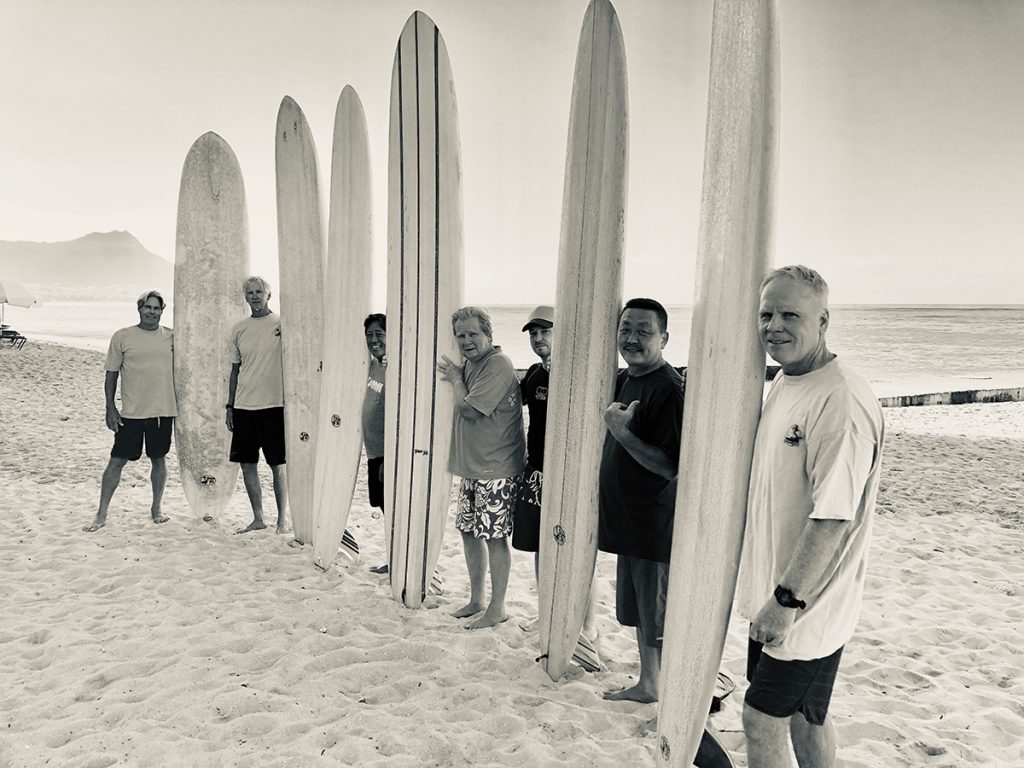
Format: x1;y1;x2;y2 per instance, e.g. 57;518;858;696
0;231;173;301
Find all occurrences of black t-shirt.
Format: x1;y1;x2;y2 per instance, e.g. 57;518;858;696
598;361;686;562
520;362;549;471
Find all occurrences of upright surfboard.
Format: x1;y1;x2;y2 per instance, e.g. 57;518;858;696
538;0;628;681
276;96;325;546
657;1;778;766
311;86;373;571
385;11;464;608
173;132;250;521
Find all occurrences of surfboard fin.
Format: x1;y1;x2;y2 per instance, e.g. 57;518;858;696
571;635;602;673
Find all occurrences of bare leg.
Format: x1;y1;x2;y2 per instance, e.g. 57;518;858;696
236;462;267;533
467;537;510;629
85;456;129;531
150;456;168;523
791;713;836;768
271;464;288;533
742;703;795;768
453;531;486;618
603;626;660;702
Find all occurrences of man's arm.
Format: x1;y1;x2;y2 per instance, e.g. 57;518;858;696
437;355;484;422
602;400;676;480
750;517;851;647
225;362;241;430
104;370;122;432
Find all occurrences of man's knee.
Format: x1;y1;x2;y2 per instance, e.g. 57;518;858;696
104;456;130;474
743;701;789;746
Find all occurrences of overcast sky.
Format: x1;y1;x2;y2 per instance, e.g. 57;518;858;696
2;0;1021;306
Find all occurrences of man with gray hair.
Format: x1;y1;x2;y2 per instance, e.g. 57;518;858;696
84;290;176;532
225;276;287;534
738;265;884;768
437;306;527;629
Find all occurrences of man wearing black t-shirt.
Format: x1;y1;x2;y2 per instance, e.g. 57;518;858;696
599;298;685;703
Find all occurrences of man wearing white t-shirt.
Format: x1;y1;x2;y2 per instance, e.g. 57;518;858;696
737;266;884;768
226;276;287;534
84;290;177;532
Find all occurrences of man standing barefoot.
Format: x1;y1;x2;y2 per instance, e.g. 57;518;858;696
85;290;177;532
226;276;287;534
437;306;527;630
738;266;883;768
598;298;685;703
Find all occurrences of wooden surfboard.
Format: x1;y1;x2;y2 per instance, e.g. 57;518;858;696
311;86;373;571
657;1;778;766
385;11;464;608
538;0;628;681
275;96;325;546
173;132;249;521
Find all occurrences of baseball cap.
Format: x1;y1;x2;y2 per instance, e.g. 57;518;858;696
521;305;555;331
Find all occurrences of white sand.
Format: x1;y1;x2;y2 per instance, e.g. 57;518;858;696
1;342;1021;767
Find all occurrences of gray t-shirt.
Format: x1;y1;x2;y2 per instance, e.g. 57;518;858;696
362;356;386;459
105;325;177;419
230;313;284;410
448;346;527;480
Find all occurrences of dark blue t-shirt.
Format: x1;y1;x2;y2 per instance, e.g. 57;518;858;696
598;361;686;562
520;362;549;471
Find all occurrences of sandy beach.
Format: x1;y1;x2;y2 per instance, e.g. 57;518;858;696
1;341;1021;768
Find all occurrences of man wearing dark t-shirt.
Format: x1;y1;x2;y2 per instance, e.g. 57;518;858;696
599;298;685;704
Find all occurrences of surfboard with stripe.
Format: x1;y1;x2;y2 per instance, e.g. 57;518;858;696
173;132;249;521
384;11;464;609
276;96;325;547
311;86;373;571
538;0;628;681
657;1;778;765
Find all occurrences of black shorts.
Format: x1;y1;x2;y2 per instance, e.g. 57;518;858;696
511;465;542;552
615;555;669;648
367;456;384;509
229;407;286;466
745;637;844;725
111;417;173;461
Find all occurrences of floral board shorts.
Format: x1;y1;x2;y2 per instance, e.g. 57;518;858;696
455;475;521;540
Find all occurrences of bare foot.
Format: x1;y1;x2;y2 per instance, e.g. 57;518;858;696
465;610;508;630
602;683;658;703
82;518;106;533
275;522;288;534
152;513;169;524
452;602;483;619
235;520;267;534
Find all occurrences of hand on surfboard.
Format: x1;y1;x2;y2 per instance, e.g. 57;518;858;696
436;355;464;383
749;597;797;648
105;404;123;433
603;399;638;438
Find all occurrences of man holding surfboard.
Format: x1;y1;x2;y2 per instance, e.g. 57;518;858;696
598;298;685;703
737;266;883;768
438;306;527;630
84;290;177;533
225;276;287;535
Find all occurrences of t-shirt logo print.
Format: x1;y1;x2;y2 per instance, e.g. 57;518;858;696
535;385;547;402
274;326;282;337
783;424;803;447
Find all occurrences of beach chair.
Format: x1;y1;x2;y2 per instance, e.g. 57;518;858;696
0;328;26;349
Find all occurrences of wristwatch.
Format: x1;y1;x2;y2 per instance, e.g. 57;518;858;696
774;585;806;610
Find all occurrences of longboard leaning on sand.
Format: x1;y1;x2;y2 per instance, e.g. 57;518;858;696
173;132;250;521
311;86;373;571
657;1;778;766
385;11;464;608
537;0;627;681
276;96;325;546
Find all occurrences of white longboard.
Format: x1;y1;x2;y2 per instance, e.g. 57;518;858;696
276;96;325;546
173;132;249;521
311;86;373;571
538;0;628;681
657;1;778;766
385;11;464;608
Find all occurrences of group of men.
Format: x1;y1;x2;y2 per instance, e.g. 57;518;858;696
88;265;883;768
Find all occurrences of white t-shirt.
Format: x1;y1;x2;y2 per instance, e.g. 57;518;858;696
105;325;177;419
230;313;284;409
736;358;884;661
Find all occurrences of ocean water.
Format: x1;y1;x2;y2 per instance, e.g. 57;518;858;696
8;301;1024;398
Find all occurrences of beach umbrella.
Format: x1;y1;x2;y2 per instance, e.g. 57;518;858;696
0;278;38;326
